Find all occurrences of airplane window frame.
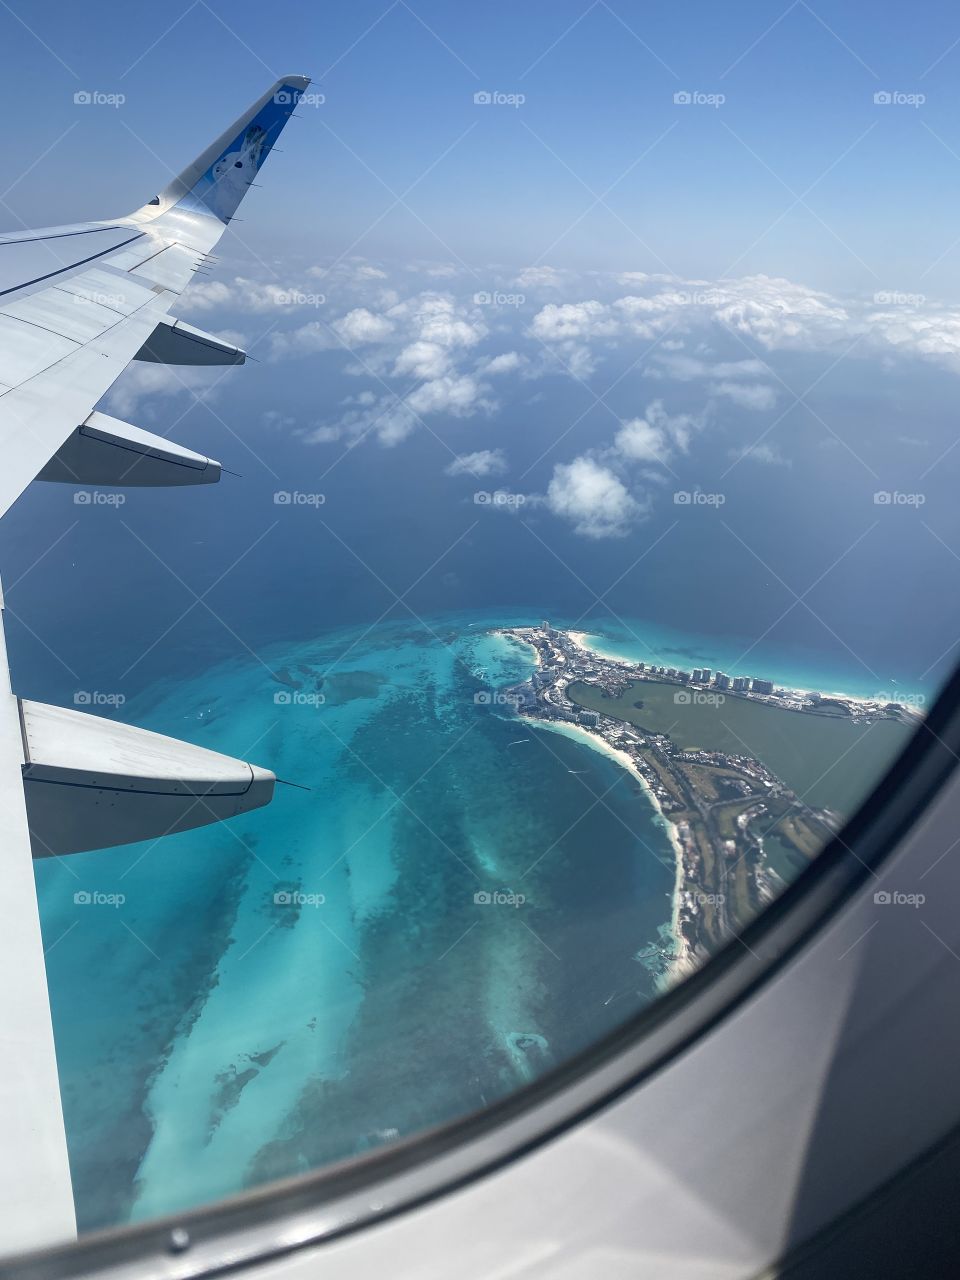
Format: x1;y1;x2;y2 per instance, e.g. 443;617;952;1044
9;656;960;1280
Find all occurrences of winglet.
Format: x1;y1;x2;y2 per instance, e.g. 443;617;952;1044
131;75;311;225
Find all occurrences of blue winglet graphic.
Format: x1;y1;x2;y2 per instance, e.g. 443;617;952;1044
137;75;311;225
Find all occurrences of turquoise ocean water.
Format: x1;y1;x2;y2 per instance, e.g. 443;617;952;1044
33;610;932;1229
569;616;929;702
35;612;685;1229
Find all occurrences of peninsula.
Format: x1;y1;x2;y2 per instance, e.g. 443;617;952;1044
498;623;919;981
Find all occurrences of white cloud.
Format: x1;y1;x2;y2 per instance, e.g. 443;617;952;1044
615;417;670;464
309;372;492;450
344;264;388;281
711;380;778;410
190;264;960;394
267;290;485;372
530;300;620;342
609;271;674;288
866;304;960;371
393;340;451;379
649;353;769;382
391;293;486;350
288;291;493;445
561;344;600;379
526;272;960;383
335;307;395;345
267;322;334;358
480;351;525;375
728;442;791;467
445;450;507;477
528;275;856;369
106;363;217;418
262;410;295;431
308;259;387;283
546;457;643;538
703;276;852;349
514;265;566;289
182;276;325;316
406;374;485;416
182;279;235;311
640;347;778;410
612;400;702;465
534;399;703;538
304;425;343;444
366;401;418;447
167;263;960;487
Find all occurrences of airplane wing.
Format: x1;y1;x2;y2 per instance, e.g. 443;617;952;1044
1;75;309;513
0;76;310;1250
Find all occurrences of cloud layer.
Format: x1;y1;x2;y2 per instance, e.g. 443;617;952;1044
107;256;960;538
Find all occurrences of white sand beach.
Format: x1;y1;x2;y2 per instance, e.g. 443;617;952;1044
519;712;694;983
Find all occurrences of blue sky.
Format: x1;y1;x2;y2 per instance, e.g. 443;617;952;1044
4;0;960;290
2;1;960;707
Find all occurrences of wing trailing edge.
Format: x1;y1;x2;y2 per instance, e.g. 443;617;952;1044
36;412;222;487
21;700;275;857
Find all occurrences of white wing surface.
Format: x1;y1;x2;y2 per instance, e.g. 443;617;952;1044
0;76;310;1250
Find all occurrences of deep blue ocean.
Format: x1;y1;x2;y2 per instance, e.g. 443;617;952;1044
2;344;956;1228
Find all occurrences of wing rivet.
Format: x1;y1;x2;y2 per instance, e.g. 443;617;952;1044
169;1227;191;1254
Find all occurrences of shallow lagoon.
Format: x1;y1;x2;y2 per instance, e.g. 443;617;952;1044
35;616;676;1228
569;677;912;814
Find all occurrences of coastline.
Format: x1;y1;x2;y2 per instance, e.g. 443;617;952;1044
498;621;919;988
494;627;541;669
566;629;925;716
517;711;694;986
